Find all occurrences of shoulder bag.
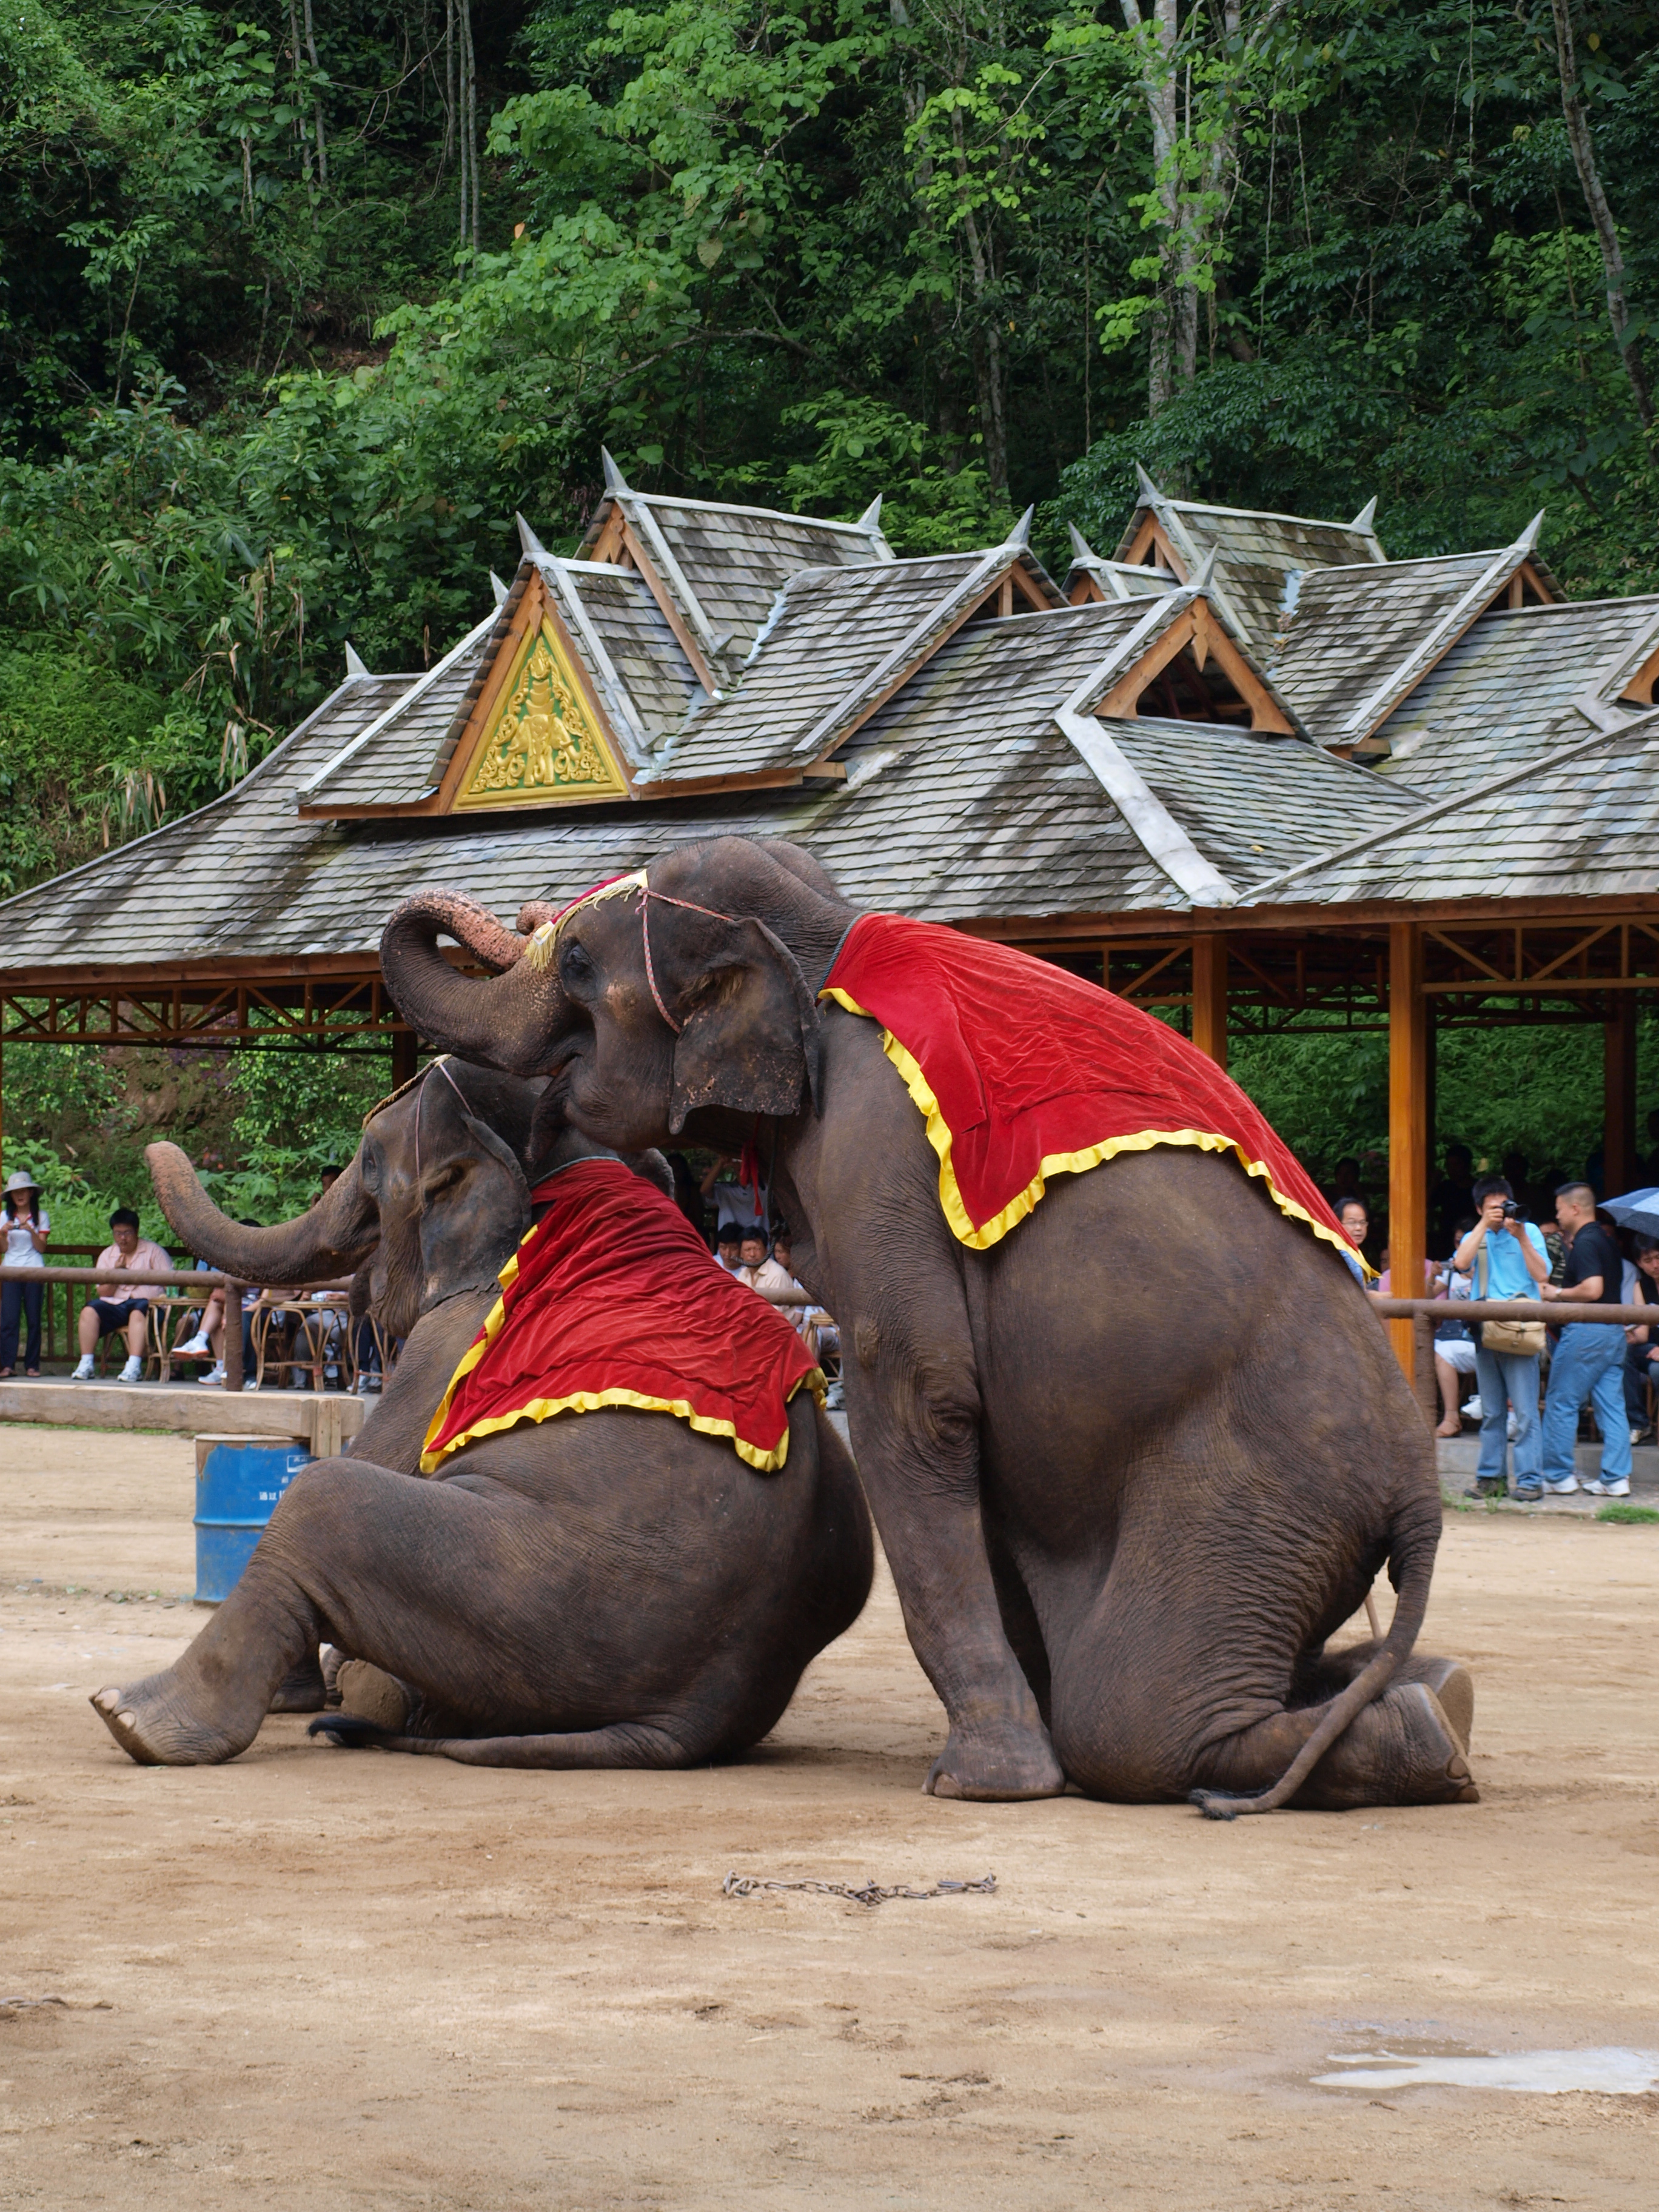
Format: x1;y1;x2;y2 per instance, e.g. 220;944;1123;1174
1476;1243;1546;1356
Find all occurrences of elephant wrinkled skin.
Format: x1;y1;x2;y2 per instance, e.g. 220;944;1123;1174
380;841;1476;1814
90;1059;873;1770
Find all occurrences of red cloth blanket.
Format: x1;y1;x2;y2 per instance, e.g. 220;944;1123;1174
821;913;1359;1262
420;1158;824;1475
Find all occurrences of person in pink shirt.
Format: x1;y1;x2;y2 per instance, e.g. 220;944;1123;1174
72;1208;173;1382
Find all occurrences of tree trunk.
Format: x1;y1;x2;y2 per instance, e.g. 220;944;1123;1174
949;104;1008;498
1549;0;1653;435
1121;0;1182;415
302;0;327;187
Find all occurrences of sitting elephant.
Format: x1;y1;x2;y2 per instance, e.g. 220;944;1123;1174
90;1056;873;1768
378;844;1475;1815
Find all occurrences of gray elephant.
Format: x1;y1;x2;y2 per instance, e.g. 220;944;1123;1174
377;845;1476;1815
90;1056;872;1768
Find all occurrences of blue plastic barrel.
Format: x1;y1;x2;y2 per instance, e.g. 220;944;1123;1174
194;1436;313;1604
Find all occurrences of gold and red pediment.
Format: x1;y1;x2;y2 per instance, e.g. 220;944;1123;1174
442;571;631;812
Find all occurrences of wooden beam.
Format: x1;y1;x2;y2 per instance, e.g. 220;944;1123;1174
1605;991;1638;1195
1190;933;1228;1068
1387;920;1429;1378
391;1028;418;1090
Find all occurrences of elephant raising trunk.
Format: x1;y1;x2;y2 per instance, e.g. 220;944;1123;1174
380;887;571;1078
146;1144;377;1286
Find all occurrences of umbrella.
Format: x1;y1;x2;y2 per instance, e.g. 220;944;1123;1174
1600;1187;1659;1238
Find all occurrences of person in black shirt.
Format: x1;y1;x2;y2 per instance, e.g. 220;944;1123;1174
1538;1182;1632;1497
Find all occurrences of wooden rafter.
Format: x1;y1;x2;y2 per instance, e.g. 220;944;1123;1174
1119;514;1188;579
1090;601;1295;734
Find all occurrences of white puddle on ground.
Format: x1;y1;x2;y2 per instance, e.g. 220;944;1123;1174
1316;2043;1659;2095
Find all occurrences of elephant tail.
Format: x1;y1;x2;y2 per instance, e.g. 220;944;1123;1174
1188;1500;1438;1822
309;1713;702;1768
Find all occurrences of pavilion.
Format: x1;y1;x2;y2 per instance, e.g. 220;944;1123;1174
4;457;1658;1376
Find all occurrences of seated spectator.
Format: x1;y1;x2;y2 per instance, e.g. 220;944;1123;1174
1625;1237;1659;1445
72;1208;173;1383
771;1230;840;1372
1538;1181;1630;1499
1453;1178;1549;1500
1335;1196;1371;1269
713;1225;743;1275
172;1219;265;1387
1432;1225;1478;1437
0;1169;49;1379
735;1231;794;1299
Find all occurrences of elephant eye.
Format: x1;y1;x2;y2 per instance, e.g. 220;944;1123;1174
559;940;597;995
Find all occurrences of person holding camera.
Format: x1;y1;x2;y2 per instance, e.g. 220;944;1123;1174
1537;1181;1632;1498
1453;1176;1549;1500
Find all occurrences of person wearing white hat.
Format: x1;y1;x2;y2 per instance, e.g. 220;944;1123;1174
1;1170;50;1378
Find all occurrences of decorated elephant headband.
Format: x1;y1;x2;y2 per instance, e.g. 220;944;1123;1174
520;870;648;971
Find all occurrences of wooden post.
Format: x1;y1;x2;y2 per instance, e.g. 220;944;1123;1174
1190;934;1228;1069
391;1026;418;1089
1604;993;1637;1196
1387;922;1429;1379
223;1283;244;1395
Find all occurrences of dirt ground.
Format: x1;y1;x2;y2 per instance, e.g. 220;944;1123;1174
2;1426;1658;2211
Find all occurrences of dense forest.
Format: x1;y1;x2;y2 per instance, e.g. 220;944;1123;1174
1;0;1656;1222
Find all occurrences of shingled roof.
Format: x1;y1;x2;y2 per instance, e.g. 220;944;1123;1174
577;453;896;671
1264;520;1559;752
4;468;1653;981
1243;707;1659;908
1367;595;1659;790
1109;468;1389;655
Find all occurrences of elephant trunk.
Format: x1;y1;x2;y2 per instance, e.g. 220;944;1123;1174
380;888;571;1078
145;1143;377;1285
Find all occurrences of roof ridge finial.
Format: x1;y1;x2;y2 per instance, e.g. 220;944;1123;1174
489;571;509;608
1350;495;1378;533
1517;509;1545;552
857;493;883;531
602;447;630;495
1067;521;1098;561
1005;505;1034;549
1190;547;1218;591
516;512;551;563
343;641;370;679
1135;461;1163;503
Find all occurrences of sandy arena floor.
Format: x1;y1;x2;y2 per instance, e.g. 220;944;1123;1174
1;1425;1657;2210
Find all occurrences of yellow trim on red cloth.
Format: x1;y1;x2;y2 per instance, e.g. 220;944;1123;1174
822;982;1370;1270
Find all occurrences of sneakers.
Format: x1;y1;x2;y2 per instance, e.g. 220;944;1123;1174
118;1355;145;1384
1583;1477;1632;1498
1512;1484;1544;1502
1631;1426;1654;1446
71;1353;94;1381
176;1333;212;1358
204;1362;226;1386
1464;1476;1507;1500
1541;1475;1580;1495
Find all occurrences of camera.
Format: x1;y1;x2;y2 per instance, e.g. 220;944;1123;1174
1496;1198;1520;1221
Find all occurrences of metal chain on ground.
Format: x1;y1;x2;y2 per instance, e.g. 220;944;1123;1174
722;1871;995;1908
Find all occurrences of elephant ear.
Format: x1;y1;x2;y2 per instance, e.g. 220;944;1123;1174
662;914;822;1136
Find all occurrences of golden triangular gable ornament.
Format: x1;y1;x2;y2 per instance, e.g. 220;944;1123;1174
453;611;628;810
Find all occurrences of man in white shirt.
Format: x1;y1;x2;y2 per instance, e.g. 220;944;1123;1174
734;1231;795;1300
72;1208;173;1382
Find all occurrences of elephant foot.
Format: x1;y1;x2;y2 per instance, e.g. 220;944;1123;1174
268;1649;327;1714
333;1660;415;1733
332;1661;472;1742
90;1671;258;1768
1292;1683;1480;1812
925;1720;1065;1802
1318;1642;1475;1755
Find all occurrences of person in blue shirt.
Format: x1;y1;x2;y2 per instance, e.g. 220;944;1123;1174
1453;1176;1550;1500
